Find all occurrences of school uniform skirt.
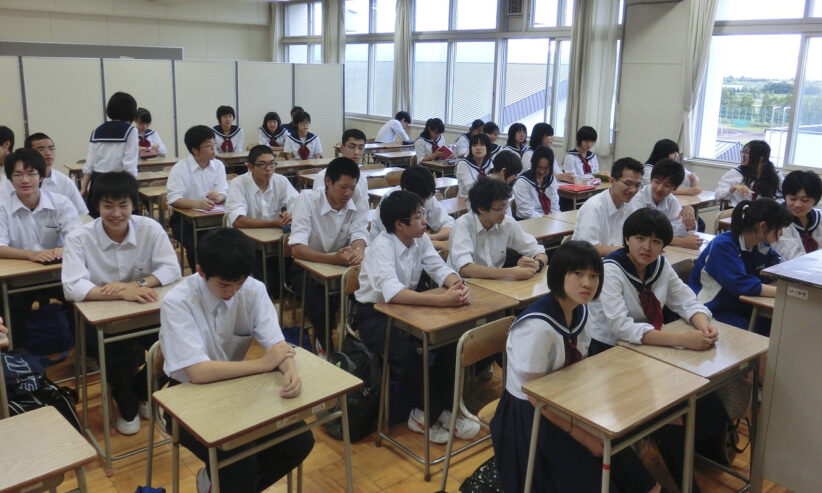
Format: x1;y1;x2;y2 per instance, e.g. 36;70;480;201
489;390;656;493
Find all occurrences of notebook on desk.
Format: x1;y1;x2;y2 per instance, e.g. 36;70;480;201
558;184;596;192
193;204;226;214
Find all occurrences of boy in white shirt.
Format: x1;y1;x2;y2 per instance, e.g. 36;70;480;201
635;158;702;250
312;129;369;209
159;228;312;493
62;171;181;436
25;132;89;214
167;125;229;272
374;111;412;143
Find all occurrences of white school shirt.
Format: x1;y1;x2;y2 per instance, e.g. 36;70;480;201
61;215;181;301
587;256;710;346
283;133;323;160
455;158;492;199
414;135;445;163
213;126;244;154
375;119;410;143
225;171;299;227
715;168;750;207
453;133;471;158
635;185;688;237
166;155;229;206
140;129;167;157
355;232;456;304
772;209;822;261
562;151;600;176
641;163;696;187
0;190;81;250
43;169;89;215
571;190;643;248
368;186;455;240
447;212;544;273
288;189;369;252
511;175;560;219
311;168;370;215
257;127;289;147
159;274;284;383
83;127;139;176
521;149;562;176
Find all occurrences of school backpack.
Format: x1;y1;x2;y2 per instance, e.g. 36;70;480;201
456;456;503;493
323;337;381;442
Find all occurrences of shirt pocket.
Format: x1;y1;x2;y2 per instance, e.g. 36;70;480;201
38;225;60;248
232;324;253;337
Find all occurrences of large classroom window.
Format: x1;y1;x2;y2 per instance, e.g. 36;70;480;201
696;0;822;168
283;1;323;63
344;0;396;116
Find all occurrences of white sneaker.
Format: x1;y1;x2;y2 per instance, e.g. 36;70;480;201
196;467;212;493
115;415;141;435
439;410;481;440
138;401;151;420
407;408;450;444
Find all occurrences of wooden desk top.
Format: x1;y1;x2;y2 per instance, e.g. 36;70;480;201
276;158;333;171
739;295;775;310
368;187;393;200
676;190;717;208
374;150;415;159
424;159;455;171
137;155;179;167
465;269;548;303
174;206;225;219
440;197;468;216
364;141;414;152
216;152;248;162
0;258;61;280
518;217;574;241
619;319;769;380
153;347;362;448
361;166;406;178
522;346;708;437
370;178;456;200
294;258;347;280
73;283;178;326
239;227;284;244
0;406;97;492
547;209;578;224
718;217;731;229
139;185;167;198
375;285;518;333
762;248;822;287
663;232;714;258
557;182;610;196
136;170;169;183
661;248;698;266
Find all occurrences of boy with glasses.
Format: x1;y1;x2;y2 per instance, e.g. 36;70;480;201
312;129;369;212
25;132;89;214
635;158;702;250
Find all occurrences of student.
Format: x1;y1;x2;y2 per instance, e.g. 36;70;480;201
134;107;167;157
562;126;599;177
167;125;229;273
159;228;312;493
689;199;791;333
716;140;781;206
490;240;662;493
288;157;368;352
483;121;504;163
257;111;289;148
312;129;369;209
453;119;484;158
487;149;522;185
455;133;493;199
225;145;298;229
414;117;446;164
572;157;644;256
502;122;528;158
448;177;547;280
24;132;89;214
282;105;304;135
354;191;475;443
773;170;822;260
375;111;412;143
522;123;573;183
82;92;139;203
62;171;181;435
283;111;323;160
369;164;455;250
0;126;13;186
635;158;702;250
642;139;700;194
512;145;560;219
212;105;243;153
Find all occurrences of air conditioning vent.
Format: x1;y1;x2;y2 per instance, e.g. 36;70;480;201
508;0;523;15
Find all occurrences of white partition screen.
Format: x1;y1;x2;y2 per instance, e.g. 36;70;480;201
0;57;25;150
294;64;344;153
174;61;237;156
103;59;176;157
238;62;294;150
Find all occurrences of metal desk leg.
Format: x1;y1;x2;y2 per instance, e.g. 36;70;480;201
79;319;89;430
298;270;308;351
190;216;200;269
278;238;285;326
601;438;612;493
209;446;221;493
682;394;697;493
172;420;180;493
341;394;354;493
750;356;760;484
523;401;544;492
748;306;759;333
259;245;269;291
0;351;8;418
2;279;12;350
422;332;431;481
75;466;88;493
323;278;331;358
97;328;114;475
376;317;393;444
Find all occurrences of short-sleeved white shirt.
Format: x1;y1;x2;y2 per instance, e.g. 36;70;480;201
166;155;228;206
43;169;89;215
0;190;81;250
225;171;298;227
571;190;642;248
447;211;544;273
369;186;454;240
288;189;369;252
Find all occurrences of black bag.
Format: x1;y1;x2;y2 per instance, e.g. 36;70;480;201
22;302;73;356
323;337;381;442
457;456;504;493
695;416;750;467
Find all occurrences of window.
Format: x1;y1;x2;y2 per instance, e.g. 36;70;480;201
345;0;369;34
794;37;822;167
715;0;805;21
374;0;396;32
345;44;369;114
372;44;395;117
532;0;574;28
450;42;495;125
412;42;448;119
455;0;497;30
344;0;396;116
415;0;449;32
283;1;322;63
502;39;551;133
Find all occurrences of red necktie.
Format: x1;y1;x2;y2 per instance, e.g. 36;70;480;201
298;143;310;160
579;154;591;174
638;288;664;330
139;136;150;148
537;190;551;215
221;139;233;153
270;137;276;146
432;142;438;154
800;231;819;253
563;337;582;367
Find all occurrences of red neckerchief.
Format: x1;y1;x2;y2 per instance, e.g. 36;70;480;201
138;135;150;148
298;142;310;160
579;153;591;174
221;139;233;153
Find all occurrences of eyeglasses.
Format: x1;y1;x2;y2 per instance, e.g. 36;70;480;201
618;179;641;190
199;142;216;150
11;172;39;181
344;143;365;151
253;160;277;169
488;204;507;213
34;146;56;153
298;121;311;127
399;208;426;222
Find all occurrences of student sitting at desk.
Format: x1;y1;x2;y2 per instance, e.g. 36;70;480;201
452;118;483;158
448;177;547;280
375;111;412;144
62;171;181;435
0;126;14;190
635;158;702;250
24;132;89;215
571;157;644;257
414;117;446;164
283;111;323;160
134;107;167;157
522;123;573;184
772;170;822;261
641;139;701;195
455;133;493;199
312;129;369;210
354;190;475;443
212;105;243;153
502;122;528;159
512;145;560;220
486;148;522;185
483;121;504;163
258;111;289;149
288;157;368;353
490;240;664;493
167;125;229;273
159;228;312;493
715;140;782;207
563;126;600;178
281;105;303;135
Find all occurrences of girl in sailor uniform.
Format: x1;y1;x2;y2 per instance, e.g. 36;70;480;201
512;145;560;219
773;170;822;260
258;111;289;149
453;118;483;158
562;125;600;177
502;122;528;158
482;121;505;163
134;107;167;157
414;117;446;164
283;111;323;160
522;123;572;184
641;139;701;194
715;140;782;207
455;133;493;198
212;105;244;153
489;240;662;493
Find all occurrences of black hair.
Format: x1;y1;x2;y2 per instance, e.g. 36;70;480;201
380;190;424;234
650;158;685;188
646;138;679;164
135;107;152;124
395;111;411;124
89;171;139;209
756;159;780;199
4;148;45;181
469;119;484;131
0;126;13;149
531;145;555;177
290;106;304;117
106;92;137;121
611;157;644;180
469;133;491;160
622;208;674;247
325;157;360;185
197;228;255;281
730;199;792;238
216;105;236;122
293;111;311;125
342;128;367;144
744;140;770;170
24;132;52;148
529;123;554;149
506;123;527;147
248;144;275;165
547;240;604;300
492;151;522;179
400;165;435;199
782;170;822;204
576;126;598;146
468;176;511;214
483;121;499;135
420;118;444;139
184;125;215;153
262;111;281;129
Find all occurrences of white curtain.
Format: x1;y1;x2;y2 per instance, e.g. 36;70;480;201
564;0;620;157
322;0;345;63
678;0;719;158
269;3;285;62
393;0;413;115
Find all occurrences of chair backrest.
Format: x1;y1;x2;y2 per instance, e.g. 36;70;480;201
386;170;403;187
444;185;458;198
509;198;518;219
343;264;361;295
459;316;515;368
281;232;293;258
368;177;388;189
438;248;449;262
339;265;362;347
716;208;734;233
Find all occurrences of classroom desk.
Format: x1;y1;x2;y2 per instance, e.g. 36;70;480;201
547;209;578;224
365;141;415;152
374;285;518;480
275;157;334;177
558;182;610;209
522;346;708;493
439;197;468;217
172;207;225;268
74;283;178;474
216;151;248;166
518;216;575;241
739;295;774;334
293;259;347;357
676;190;718;211
718;216;731;231
298;166;406;189
423;159;455;177
0;258;62;350
0;332;7;419
139;185;167;226
368;177;457;205
238;228;286;324
153;347;362;493
0;406;96;493
465;268;548;306
66;157;179;188
374;150;415;166
135;170;170;185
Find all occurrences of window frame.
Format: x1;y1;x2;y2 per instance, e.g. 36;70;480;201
282;1;323;64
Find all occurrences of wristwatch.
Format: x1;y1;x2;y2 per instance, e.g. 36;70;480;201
136;278;148;288
535;258;545;272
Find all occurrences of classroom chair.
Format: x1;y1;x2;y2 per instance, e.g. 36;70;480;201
386;170;403;187
338;265;361;349
509;199;518;219
444;186;458;199
716;208;733;233
367;177;387;190
440;316;514;491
